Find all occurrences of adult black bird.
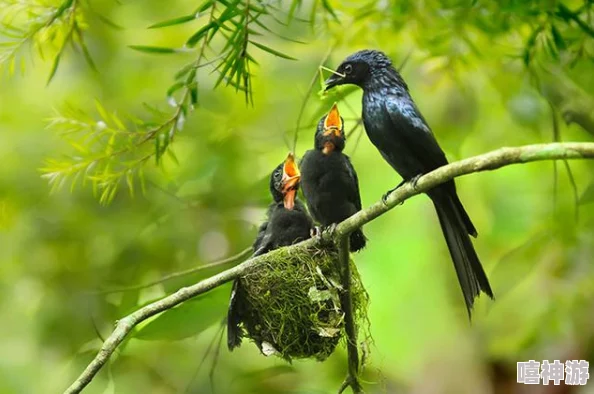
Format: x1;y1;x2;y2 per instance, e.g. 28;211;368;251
300;103;366;252
227;153;313;350
325;49;493;315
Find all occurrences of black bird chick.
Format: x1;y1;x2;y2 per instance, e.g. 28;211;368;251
227;153;313;350
300;103;366;252
325;49;493;315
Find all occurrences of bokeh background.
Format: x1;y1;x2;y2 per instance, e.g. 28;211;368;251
1;1;593;393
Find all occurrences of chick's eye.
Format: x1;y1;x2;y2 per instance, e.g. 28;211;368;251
343;64;353;74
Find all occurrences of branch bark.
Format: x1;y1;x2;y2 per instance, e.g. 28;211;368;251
64;142;594;394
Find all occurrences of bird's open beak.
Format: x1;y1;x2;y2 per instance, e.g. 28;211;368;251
324;71;344;91
281;152;300;210
323;103;342;137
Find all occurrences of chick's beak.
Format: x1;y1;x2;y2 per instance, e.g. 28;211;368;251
324;71;343;91
282;153;300;210
323;103;343;137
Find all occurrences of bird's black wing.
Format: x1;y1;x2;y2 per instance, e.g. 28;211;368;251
383;98;449;173
344;154;363;211
252;221;269;253
227;279;243;350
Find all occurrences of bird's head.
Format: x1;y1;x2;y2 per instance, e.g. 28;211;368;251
315;103;345;154
270;152;301;210
325;49;393;90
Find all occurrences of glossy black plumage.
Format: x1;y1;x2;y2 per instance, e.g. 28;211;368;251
300;105;366;252
325;49;493;315
227;157;313;351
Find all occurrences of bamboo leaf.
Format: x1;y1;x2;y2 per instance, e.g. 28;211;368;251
186;21;216;47
76;29;99;73
126;170;135;197
193;0;215;15
190;84;198;105
47;52;61;85
550;24;566;50
321;0;339;21
96;13;123;30
166;82;185;98
249;40;297;60
129;45;178;54
149;14;196;29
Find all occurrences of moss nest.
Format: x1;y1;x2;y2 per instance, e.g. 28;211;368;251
236;246;369;361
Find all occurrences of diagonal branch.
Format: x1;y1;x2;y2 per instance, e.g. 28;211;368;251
64;142;594;394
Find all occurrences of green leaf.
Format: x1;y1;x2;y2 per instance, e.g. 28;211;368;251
249;40;297;60
190;84;198;105
126;170;135;197
96;13;123;30
79;38;98;74
149;14;196;29
550;25;566;50
47;53;61;85
166;82;185;98
134;289;228;341
128;45;178;54
193;0;215;14
288;0;303;22
186;21;216;47
321;0;339;21
95;100;110;123
175;63;194;80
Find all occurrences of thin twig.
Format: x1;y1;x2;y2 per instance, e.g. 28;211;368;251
64;142;594;394
292;45;335;151
551;102;560;213
184;319;226;394
563;159;580;222
96;247;253;294
549;101;580;222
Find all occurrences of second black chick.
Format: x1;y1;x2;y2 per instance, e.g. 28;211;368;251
300;103;366;252
227;152;313;351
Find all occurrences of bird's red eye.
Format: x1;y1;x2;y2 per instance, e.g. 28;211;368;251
344;64;353;74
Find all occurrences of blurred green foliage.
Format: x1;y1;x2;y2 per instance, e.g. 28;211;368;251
1;0;593;393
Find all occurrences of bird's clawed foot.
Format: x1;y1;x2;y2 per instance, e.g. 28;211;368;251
410;174;422;190
310;226;323;240
381;175;423;205
323;223;338;238
382;179;406;205
311;224;337;243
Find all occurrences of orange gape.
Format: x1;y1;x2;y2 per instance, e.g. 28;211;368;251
323;103;342;134
281;153;300;210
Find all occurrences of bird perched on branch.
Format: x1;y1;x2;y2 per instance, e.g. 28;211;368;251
227;153;313;350
325;49;493;315
300;103;366;252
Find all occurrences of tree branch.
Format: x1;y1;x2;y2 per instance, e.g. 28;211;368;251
64;142;594;394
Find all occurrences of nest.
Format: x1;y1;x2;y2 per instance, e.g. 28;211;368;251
236;246;369;361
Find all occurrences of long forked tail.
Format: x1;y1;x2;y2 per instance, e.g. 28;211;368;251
226;279;243;350
432;194;494;317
